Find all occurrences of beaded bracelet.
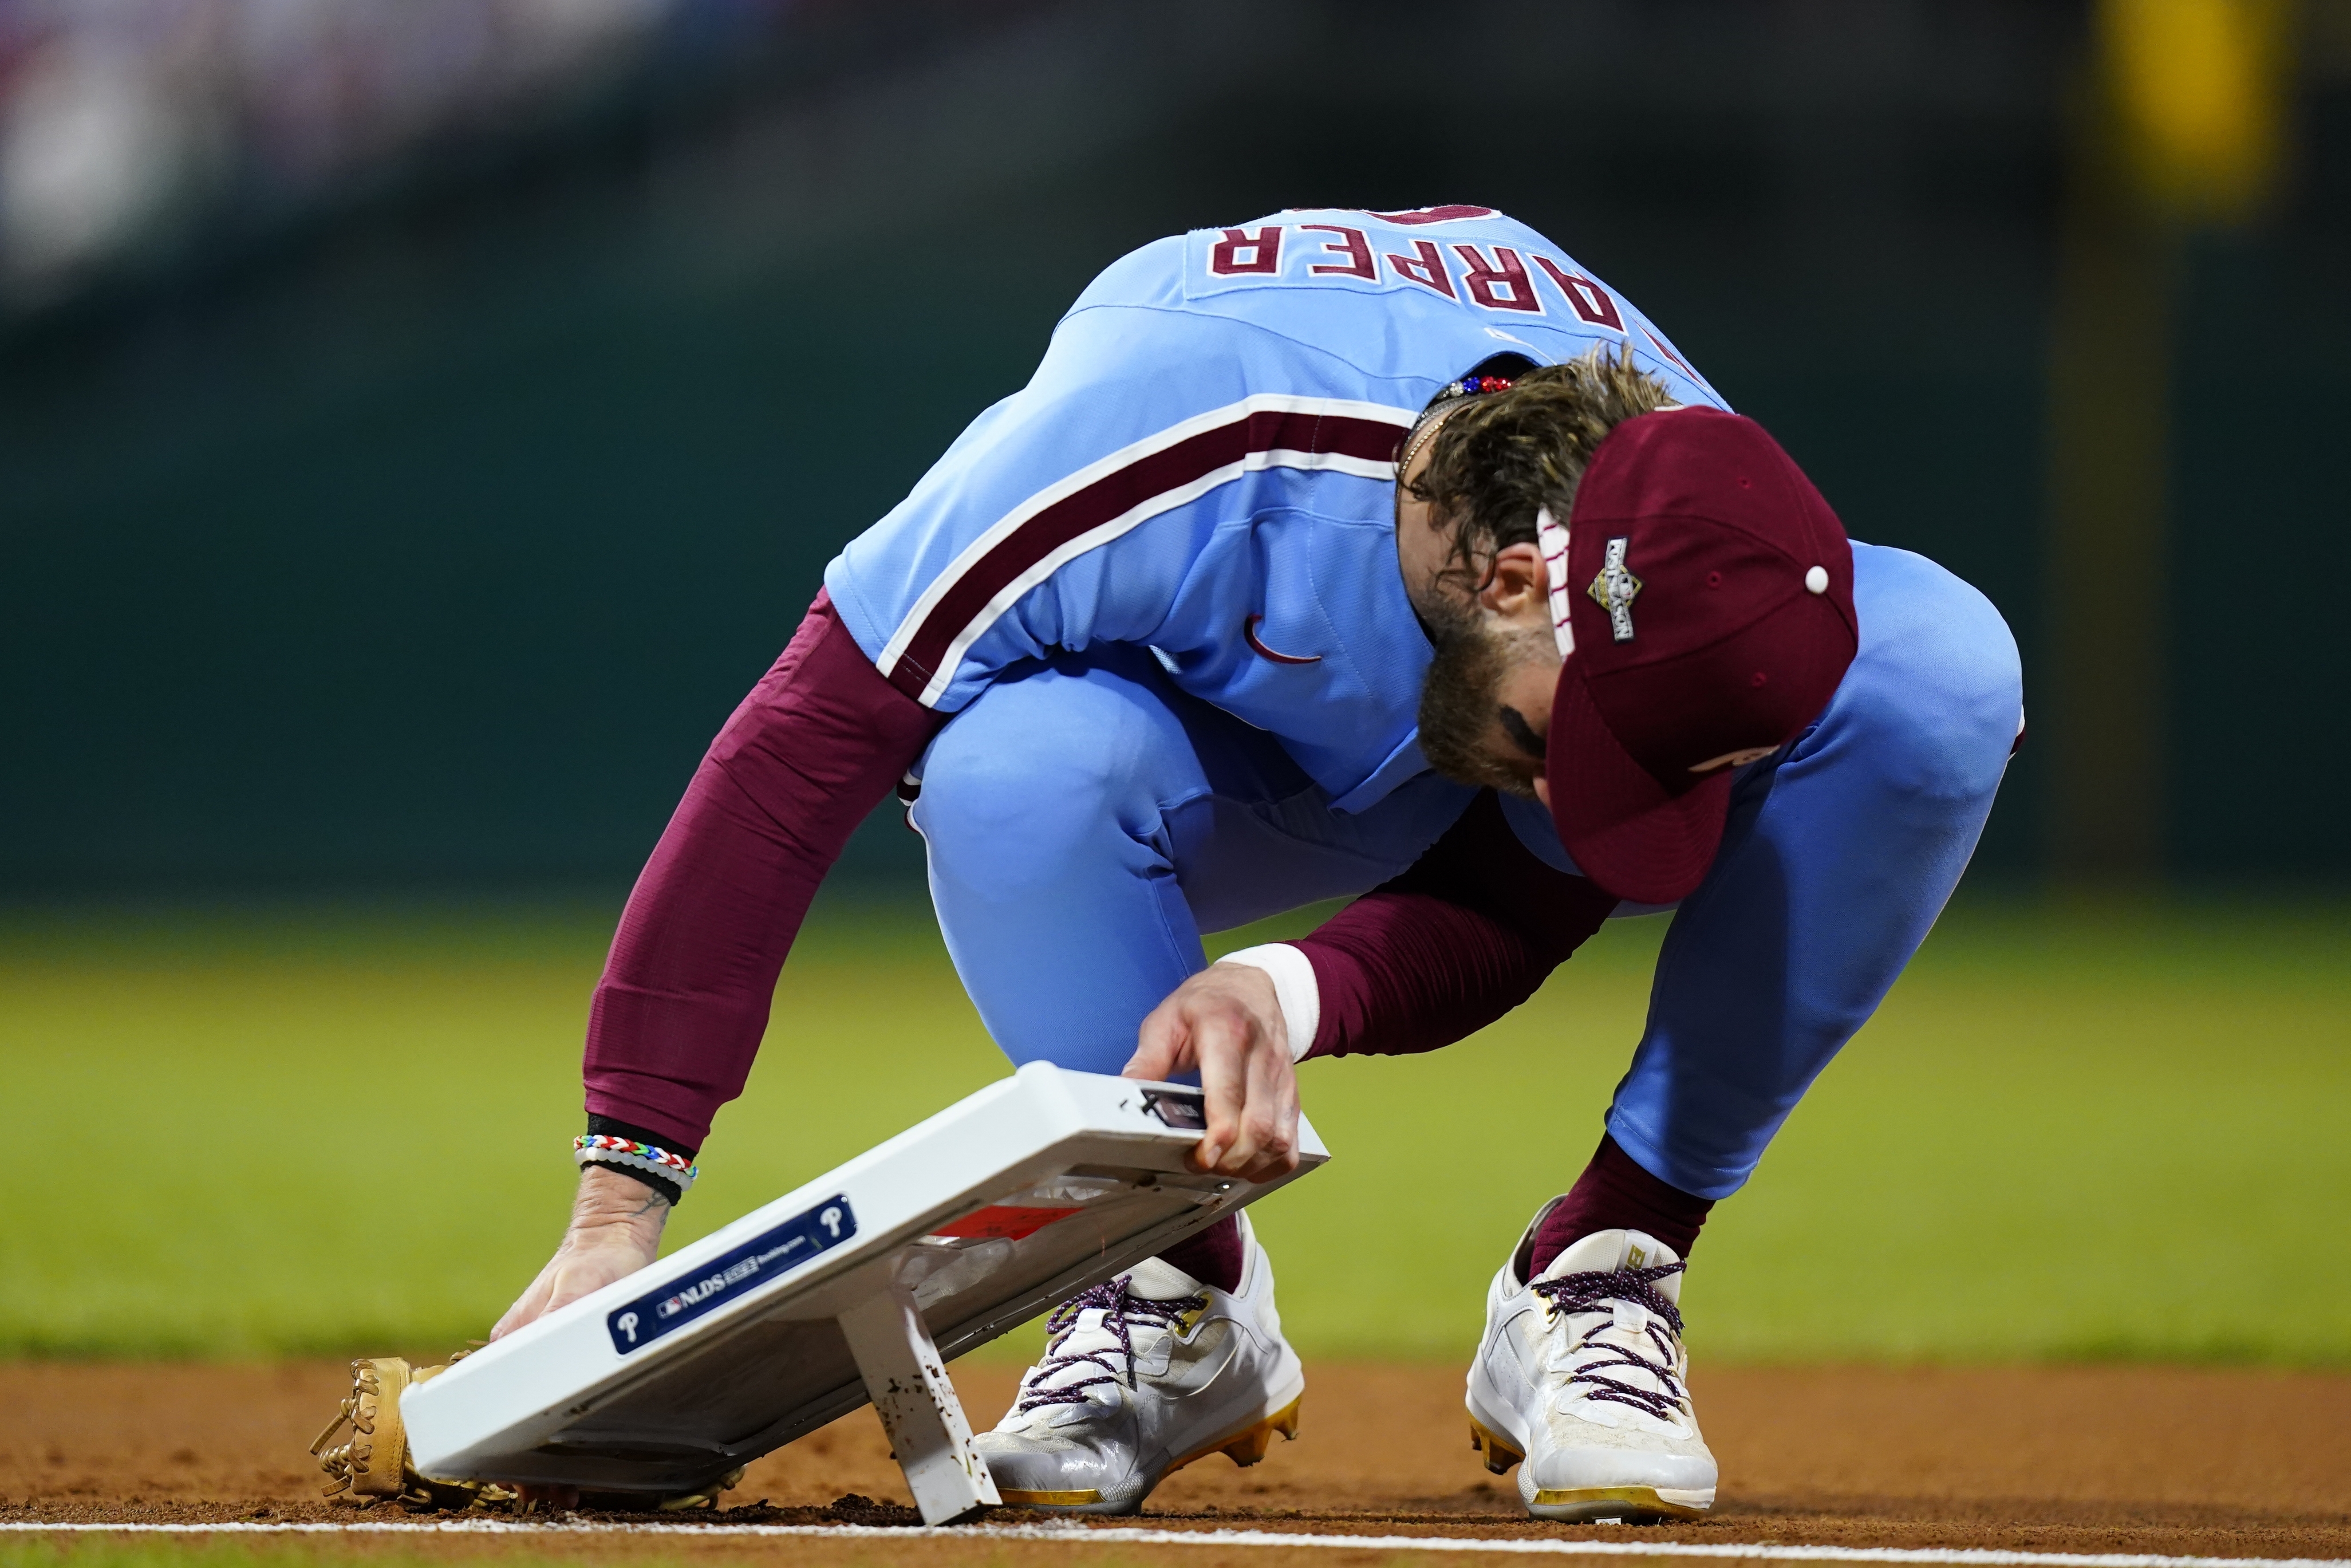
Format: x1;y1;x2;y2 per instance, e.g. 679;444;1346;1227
1432;373;1514;401
574;1134;699;1198
1398;375;1519;475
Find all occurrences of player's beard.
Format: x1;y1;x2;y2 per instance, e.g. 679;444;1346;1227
1416;596;1556;800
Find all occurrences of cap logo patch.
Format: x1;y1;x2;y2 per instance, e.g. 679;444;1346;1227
1586;536;1643;642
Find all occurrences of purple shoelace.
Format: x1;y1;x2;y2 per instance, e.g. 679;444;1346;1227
1013;1276;1207;1414
1531;1261;1691;1423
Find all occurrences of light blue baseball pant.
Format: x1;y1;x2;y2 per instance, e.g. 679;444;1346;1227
908;543;2023;1201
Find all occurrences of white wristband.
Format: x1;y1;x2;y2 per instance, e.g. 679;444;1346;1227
1215;943;1322;1064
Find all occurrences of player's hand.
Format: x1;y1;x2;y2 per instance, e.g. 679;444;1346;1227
490;1164;671;1340
1126;962;1300;1183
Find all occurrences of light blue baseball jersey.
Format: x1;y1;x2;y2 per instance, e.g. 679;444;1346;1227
824;205;1727;815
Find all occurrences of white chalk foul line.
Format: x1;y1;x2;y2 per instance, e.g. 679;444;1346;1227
0;1521;2343;1568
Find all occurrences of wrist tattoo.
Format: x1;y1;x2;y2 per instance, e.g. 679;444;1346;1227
580;1163;677;1219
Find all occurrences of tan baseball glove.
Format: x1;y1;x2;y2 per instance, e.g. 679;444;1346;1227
312;1356;513;1511
312;1355;739;1513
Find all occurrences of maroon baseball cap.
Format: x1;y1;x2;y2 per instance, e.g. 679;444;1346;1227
1546;409;1858;905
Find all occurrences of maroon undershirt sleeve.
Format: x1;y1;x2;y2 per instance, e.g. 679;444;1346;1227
1294;791;1621;1060
1290;791;1714;1262
581;590;945;1150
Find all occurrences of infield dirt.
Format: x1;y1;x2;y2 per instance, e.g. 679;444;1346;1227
3;1361;2346;1561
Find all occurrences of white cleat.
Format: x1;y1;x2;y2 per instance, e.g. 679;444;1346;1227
1466;1213;1717;1523
974;1212;1303;1515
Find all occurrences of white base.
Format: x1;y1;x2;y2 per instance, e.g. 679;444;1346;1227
401;1063;1328;1517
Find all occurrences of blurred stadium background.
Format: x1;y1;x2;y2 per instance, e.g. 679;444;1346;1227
1;0;2345;1363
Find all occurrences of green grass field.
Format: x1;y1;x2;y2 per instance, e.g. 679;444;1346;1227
2;890;2345;1365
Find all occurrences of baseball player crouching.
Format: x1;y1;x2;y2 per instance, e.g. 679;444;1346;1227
490;206;2022;1521
1137;379;2024;1521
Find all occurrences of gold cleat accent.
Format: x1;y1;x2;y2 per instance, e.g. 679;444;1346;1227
1469;1414;1524;1476
1473;1416;1706;1520
1530;1484;1712;1521
997;1487;1104;1507
1172;1393;1302;1472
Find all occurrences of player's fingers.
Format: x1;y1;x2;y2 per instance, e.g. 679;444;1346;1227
1228;1033;1300;1182
540;1264;598;1319
1124;991;1192;1082
1190;999;1255;1173
492;1259;561;1340
541;1238;647;1318
1232;1052;1299;1183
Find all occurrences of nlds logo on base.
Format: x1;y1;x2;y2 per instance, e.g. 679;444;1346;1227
607;1198;853;1355
655;1255;765;1323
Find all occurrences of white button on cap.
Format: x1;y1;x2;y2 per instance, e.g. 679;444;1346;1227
1804;565;1830;594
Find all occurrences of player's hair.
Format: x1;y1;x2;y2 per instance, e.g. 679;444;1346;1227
1408;349;1676;595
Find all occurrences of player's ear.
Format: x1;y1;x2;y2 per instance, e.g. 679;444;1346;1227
1476;541;1547;620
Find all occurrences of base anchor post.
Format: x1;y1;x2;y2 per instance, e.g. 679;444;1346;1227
836;1284;1000;1525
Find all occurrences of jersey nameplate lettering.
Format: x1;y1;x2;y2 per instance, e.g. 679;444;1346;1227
1184;214;1632;334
